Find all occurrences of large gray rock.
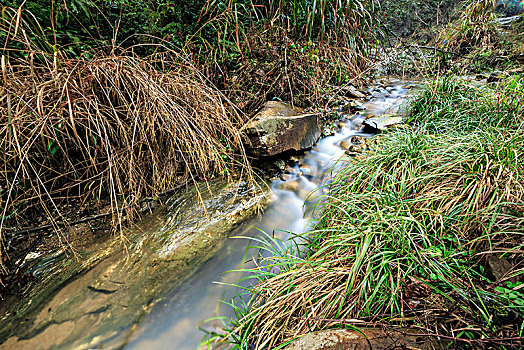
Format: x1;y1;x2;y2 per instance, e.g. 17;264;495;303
244;101;321;156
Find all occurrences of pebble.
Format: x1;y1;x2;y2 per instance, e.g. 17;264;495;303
280;173;292;181
299;166;312;176
350;135;365;144
284;165;296;174
339;140;350;150
348;145;362;153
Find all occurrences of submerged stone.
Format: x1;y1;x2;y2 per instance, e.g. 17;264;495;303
244;101;321;156
363;114;403;131
339;139;351;150
278;180;299;192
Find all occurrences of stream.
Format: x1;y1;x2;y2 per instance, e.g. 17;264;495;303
0;78;415;350
120;79;414;350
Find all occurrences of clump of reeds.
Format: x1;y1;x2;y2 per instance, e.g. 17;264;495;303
0;7;252;269
187;0;380;112
437;0;502;54
212;76;524;349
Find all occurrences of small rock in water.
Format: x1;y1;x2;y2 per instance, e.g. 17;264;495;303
342;85;366;98
278;180;299;192
299;166;312;176
284;165;297;174
363;114;403;131
348;145;362;153
349;100;367;111
300;168;311;175
339;139;351;150
350;135;365;144
280;173;293;181
337;122;348;129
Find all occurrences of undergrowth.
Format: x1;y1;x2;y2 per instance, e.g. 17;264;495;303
0;0;383;289
436;0;501;55
0;7;254;279
209;76;524;349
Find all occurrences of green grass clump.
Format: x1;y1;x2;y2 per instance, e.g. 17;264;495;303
210;76;524;349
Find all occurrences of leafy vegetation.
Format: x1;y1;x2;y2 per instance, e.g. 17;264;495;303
211;76;524;349
2;0;524;346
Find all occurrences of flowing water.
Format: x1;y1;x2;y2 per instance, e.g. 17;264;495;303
120;79;415;350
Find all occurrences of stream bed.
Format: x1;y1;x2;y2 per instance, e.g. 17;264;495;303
121;79;415;350
0;78;416;350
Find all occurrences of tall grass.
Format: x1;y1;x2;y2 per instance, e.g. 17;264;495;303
0;7;253;270
437;0;501;54
187;0;380;110
212;76;524;349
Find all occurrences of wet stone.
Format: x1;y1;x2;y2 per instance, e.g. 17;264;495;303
351;135;366;144
363;114;403;131
280;173;293;181
245;101;321;156
284;165;297;174
350;100;367;111
348;145;362;153
278;180;299;192
0;179;271;350
299;167;312;176
339;139;351;150
285;328;439;350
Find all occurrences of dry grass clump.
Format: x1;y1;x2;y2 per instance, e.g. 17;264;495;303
214;77;524;349
0;7;252;268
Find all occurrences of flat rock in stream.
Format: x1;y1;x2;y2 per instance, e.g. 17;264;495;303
363;114;403;131
0;180;271;350
285;328;445;350
245;101;321;156
340;85;366;98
